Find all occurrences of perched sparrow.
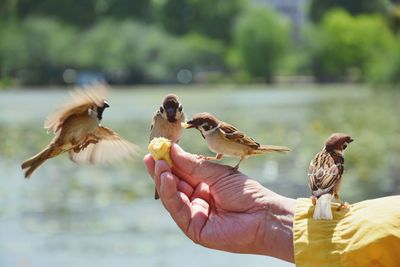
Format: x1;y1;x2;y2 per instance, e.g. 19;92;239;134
308;133;354;220
183;112;290;170
150;94;185;199
21;85;138;178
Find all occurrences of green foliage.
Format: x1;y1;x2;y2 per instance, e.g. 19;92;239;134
96;0;152;21
388;4;400;33
12;0;153;26
0;17;77;84
233;6;289;83
16;0;97;26
74;20;224;83
368;38;400;87
157;0;243;42
1;0;400;86
307;10;395;83
308;0;390;23
0;17;225;84
172;34;225;70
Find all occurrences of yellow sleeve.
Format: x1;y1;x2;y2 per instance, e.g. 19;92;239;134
294;196;400;267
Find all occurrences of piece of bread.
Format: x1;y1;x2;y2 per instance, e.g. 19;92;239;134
148;137;173;167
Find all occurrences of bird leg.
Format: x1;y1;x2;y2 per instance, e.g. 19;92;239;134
71;137;81;153
334;193;349;211
337;201;349;211
232;157;245;171
205;153;223;161
78;134;99;151
310;196;317;206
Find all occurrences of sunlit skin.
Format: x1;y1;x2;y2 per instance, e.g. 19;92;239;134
144;144;295;263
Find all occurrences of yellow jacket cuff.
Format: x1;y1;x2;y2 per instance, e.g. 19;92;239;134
294;196;400;267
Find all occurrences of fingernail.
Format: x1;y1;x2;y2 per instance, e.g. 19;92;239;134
160;170;172;180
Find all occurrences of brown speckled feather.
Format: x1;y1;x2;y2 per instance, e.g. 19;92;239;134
308;150;344;198
45;86;107;133
218;121;260;149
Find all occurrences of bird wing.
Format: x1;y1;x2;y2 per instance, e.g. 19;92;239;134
218;121;260;149
308;151;343;197
69;126;139;164
149;111;161;142
150;111;161;133
45;85;107;133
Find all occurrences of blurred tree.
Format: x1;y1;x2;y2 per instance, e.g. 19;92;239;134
16;0;97;26
307;9;395;83
388;3;400;33
11;0;154;26
368;37;400;86
233;6;289;83
157;0;243;42
0;0;18;19
309;0;391;23
95;0;152;21
74;20;225;84
0;17;77;84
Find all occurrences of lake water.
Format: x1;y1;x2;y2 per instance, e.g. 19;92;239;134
0;85;399;267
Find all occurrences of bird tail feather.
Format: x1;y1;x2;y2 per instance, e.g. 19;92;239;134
21;145;61;178
254;145;290;154
154;188;160;200
313;194;333;220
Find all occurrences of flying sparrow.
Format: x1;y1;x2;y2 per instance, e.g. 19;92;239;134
21;85;138;178
183;112;290;170
308;133;353;220
150;94;185;199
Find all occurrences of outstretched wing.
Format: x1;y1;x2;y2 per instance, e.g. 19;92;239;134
308;151;343;197
69;126;139;164
219;121;260;149
45;85;108;133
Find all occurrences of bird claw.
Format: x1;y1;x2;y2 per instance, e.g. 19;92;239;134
76;137;99;152
204;154;223;161
196;154;207;160
228;164;240;175
310;196;317;206
337;202;349;211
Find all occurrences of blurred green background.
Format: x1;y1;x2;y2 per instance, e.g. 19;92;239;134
1;0;400;86
1;1;400;267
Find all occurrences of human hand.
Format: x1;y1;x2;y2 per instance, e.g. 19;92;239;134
144;144;295;263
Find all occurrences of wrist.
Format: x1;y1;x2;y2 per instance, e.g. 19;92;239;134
260;193;295;263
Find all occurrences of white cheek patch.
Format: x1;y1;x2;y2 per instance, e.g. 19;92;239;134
334;149;344;156
88;108;92;116
200;123;219;136
88;108;97;118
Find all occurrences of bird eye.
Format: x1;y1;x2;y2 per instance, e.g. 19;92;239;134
160;107;164;113
178;105;183;112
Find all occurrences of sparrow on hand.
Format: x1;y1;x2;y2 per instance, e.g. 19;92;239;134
21;85;138;178
308;133;353;220
183;112;290;170
149;94;185;199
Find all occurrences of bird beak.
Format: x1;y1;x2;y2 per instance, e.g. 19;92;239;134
166;107;175;118
181;121;194;129
103;100;110;108
349;138;354;143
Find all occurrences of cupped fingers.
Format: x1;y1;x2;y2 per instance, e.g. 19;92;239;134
143;154;156;179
